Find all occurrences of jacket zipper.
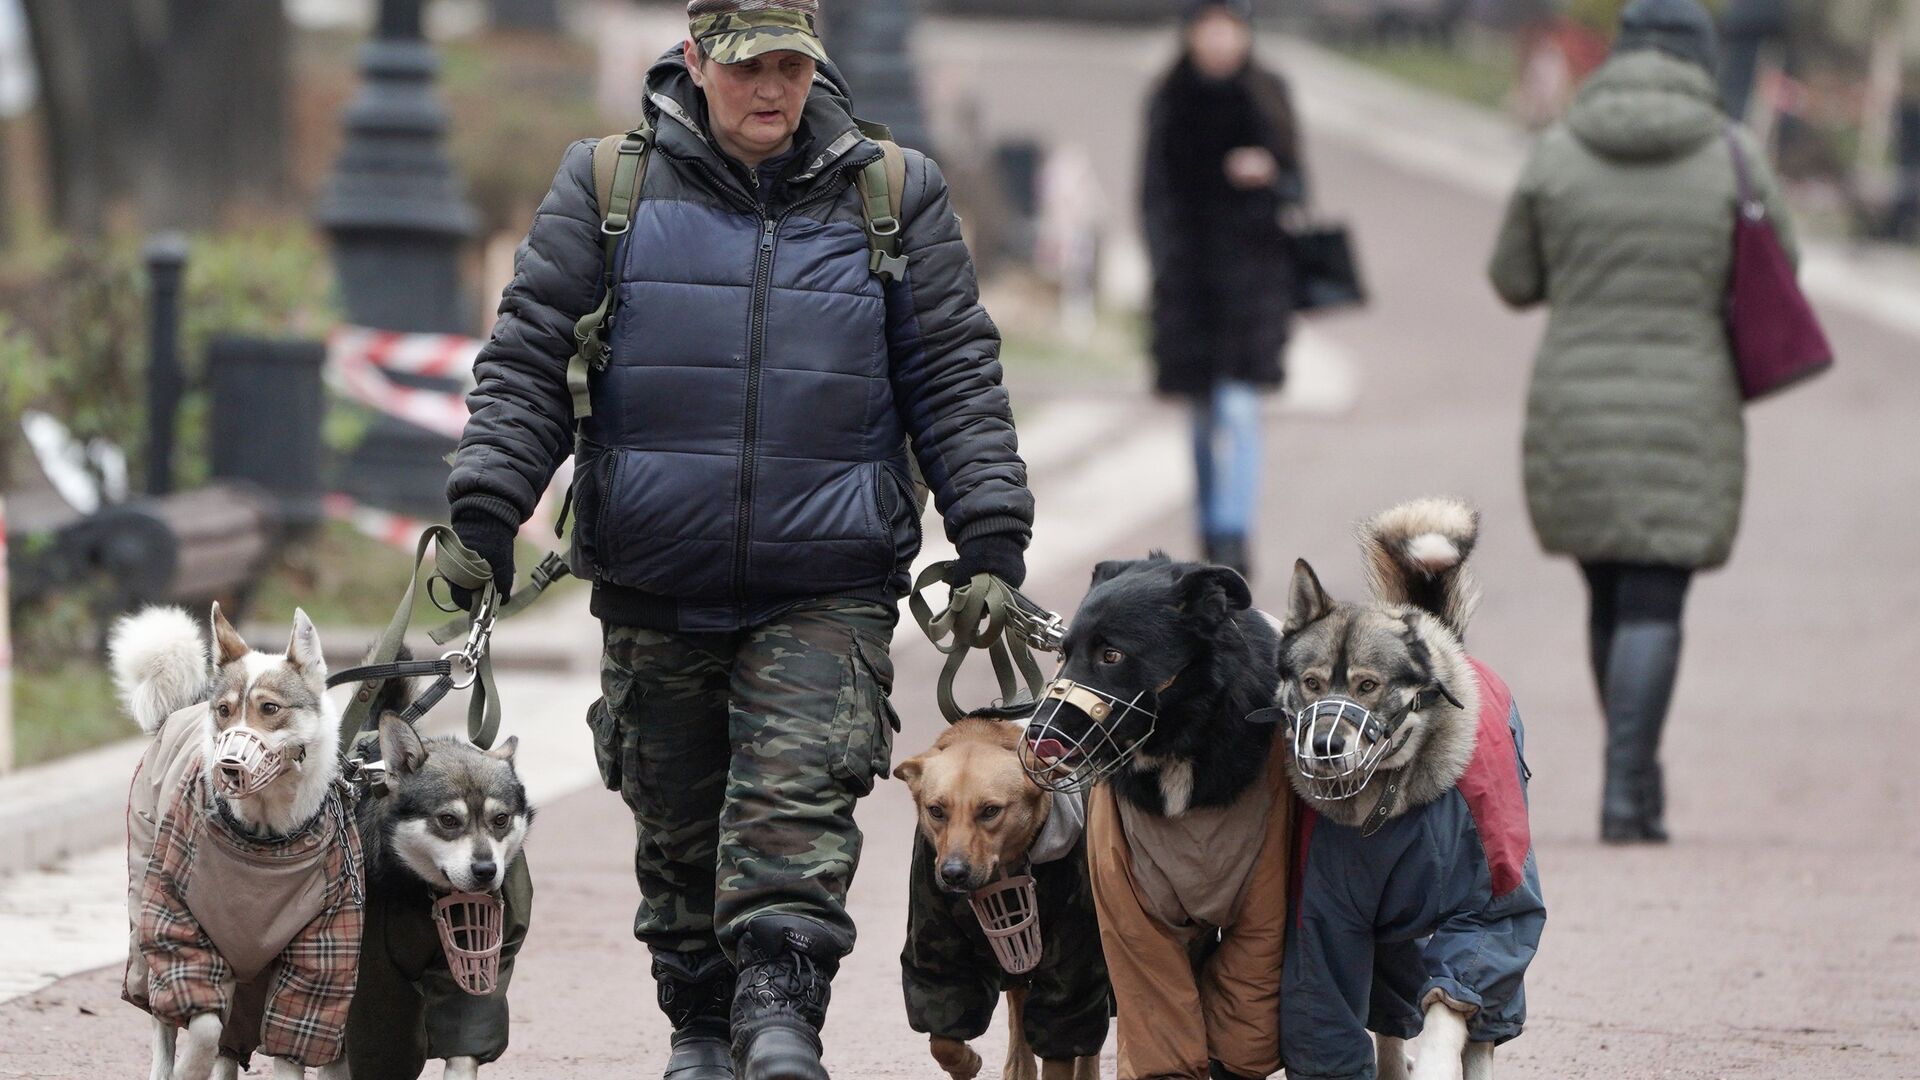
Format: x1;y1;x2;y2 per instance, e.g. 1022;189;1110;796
732;215;778;605
729;171;866;607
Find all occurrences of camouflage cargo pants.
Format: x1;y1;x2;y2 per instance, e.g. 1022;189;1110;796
592;598;898;960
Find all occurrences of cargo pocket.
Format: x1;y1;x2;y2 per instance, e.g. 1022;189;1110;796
585;697;622;793
829;630;899;796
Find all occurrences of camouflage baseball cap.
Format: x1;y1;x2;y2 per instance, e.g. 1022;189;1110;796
688;0;829;66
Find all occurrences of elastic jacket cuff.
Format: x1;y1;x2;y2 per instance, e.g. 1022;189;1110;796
955;515;1032;546
451;496;523;532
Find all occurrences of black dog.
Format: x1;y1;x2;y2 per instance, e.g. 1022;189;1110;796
1023;554;1297;1079
1023;554;1280;815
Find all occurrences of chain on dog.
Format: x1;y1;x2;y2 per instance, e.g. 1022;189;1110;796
210;727;298;800
967;872;1042;975
1018;678;1158;793
432;891;506;996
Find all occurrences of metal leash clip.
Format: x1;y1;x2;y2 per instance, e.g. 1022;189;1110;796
1009;600;1067;654
443;592;496;690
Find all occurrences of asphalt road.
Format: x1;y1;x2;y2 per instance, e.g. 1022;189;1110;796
6;28;1920;1080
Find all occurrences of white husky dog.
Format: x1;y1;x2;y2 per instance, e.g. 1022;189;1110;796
114;604;357;1080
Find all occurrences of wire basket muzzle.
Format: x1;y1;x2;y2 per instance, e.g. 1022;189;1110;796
968;873;1041;975
433;891;506;995
1287;695;1397;802
1018;678;1156;794
210;726;291;800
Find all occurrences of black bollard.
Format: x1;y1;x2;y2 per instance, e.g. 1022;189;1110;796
143;233;190;497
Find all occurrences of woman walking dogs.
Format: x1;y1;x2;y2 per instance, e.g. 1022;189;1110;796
1489;0;1797;843
445;2;1033;1077
1143;0;1305;580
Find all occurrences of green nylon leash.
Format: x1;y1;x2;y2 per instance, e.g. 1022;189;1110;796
332;525;506;755
908;561;1065;724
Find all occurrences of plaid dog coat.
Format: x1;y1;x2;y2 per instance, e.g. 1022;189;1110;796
124;706;365;1068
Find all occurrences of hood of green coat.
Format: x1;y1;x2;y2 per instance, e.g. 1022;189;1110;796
1566;51;1723;162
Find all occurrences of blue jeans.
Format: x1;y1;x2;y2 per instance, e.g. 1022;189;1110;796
1190;380;1263;540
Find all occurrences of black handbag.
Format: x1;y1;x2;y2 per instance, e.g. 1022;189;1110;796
1289;220;1367;313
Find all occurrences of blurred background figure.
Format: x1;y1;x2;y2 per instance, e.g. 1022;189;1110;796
1141;0;1305;581
1488;0;1798;845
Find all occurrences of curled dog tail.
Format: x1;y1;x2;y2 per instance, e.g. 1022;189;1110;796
108;606;209;734
1359;497;1482;637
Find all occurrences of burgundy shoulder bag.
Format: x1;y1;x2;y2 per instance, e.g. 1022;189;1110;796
1725;127;1833;401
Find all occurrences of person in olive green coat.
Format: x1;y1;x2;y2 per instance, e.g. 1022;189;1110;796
1488;0;1798;844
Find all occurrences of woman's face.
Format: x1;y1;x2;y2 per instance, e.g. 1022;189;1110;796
686;42;816;168
1186;9;1252;80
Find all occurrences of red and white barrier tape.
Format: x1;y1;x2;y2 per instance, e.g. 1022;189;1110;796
325;326;482;441
330;326;480;384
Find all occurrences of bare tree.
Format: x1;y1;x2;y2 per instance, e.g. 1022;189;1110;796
20;0;288;234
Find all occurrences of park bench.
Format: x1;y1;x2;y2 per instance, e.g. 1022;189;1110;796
5;467;276;632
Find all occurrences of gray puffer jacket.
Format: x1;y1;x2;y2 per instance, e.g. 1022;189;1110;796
1489;50;1795;570
448;52;1031;631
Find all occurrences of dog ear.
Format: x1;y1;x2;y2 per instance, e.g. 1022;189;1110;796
486;735;520;763
1284;560;1334;633
892;753;926;787
378;714;430;776
1089;560;1132;589
1180;565;1253;613
209;602;249;667
285;609;325;674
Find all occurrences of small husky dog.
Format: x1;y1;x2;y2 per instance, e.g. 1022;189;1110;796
344;677;534;1080
1268;498;1546;1080
113;604;355;1080
894;718;1105;1080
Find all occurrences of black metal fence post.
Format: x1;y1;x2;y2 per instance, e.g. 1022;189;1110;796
143;233;190;497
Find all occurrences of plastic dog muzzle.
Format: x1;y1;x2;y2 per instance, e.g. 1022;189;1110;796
968;873;1041;975
1019;678;1157;793
210;727;292;799
1286;695;1405;802
433;891;505;996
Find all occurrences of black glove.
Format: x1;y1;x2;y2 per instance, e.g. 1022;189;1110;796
947;534;1027;589
448;507;518;610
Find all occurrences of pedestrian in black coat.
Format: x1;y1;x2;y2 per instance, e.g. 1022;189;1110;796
1142;0;1304;578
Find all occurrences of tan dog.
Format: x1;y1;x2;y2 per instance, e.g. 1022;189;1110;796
895;719;1103;1080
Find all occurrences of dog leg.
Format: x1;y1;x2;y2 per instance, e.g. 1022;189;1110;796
1462;1041;1493;1080
211;1058;239;1080
1409;1004;1469;1080
443;1057;480;1080
150;1017;177;1080
1069;1057;1100;1080
930;1035;983;1080
272;1057;305;1080
315;1056;352;1080
1376;1033;1412;1080
171;1013;224;1080
1002;987;1038;1080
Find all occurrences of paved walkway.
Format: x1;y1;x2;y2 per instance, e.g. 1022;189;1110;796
4;23;1918;1080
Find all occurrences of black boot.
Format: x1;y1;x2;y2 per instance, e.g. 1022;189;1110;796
654;950;737;1080
730;916;847;1080
1599;622;1680;844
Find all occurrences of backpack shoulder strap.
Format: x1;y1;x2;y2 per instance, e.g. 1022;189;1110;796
568;120;653;423
854;135;909;284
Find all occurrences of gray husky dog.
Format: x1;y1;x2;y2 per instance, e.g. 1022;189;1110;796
1269;498;1545;1080
113;605;354;1080
344;678;535;1080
